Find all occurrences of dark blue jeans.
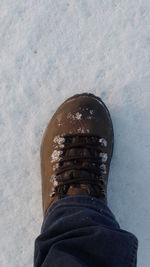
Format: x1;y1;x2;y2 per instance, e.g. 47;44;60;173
34;196;138;267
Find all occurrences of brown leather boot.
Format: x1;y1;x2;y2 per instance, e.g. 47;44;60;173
41;93;114;215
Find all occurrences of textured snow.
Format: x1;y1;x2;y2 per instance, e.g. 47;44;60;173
0;1;150;266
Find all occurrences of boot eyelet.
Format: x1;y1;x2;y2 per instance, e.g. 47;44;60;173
49;190;56;197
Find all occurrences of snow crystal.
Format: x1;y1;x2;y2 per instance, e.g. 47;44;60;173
53;180;58;187
52;163;59;171
58;122;62;127
53;136;65;145
77;128;90;133
50;174;58;187
50;174;56;183
51;150;63;162
99;138;107;147
100;164;107;174
77;128;85;133
99;153;108;162
67;112;82;120
75;112;82;120
87;116;92;120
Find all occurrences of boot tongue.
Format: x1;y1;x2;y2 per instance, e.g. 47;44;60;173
66;147;91;157
67;184;90;196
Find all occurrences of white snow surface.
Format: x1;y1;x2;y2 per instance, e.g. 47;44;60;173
0;1;150;266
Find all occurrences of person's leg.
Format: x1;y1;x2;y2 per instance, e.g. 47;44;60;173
34;196;138;267
34;93;138;266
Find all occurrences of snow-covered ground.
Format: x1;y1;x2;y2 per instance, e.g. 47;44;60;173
0;1;150;266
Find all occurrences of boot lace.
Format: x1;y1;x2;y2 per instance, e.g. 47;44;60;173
50;134;108;199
